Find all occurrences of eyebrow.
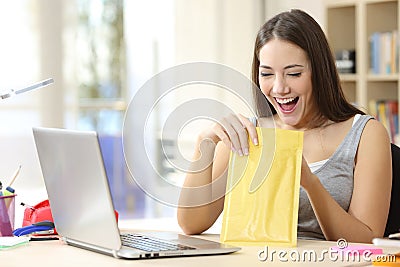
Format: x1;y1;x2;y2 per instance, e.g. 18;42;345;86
259;64;305;70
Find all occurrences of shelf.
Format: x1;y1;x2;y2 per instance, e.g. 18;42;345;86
367;74;399;81
326;0;400;144
365;0;398;4
325;0;357;8
339;74;358;82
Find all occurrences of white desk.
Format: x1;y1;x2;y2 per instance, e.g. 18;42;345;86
1;219;399;267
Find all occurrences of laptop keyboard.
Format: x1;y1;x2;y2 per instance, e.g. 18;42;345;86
121;233;196;252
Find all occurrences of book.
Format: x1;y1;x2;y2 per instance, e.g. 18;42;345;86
369;31;399;74
0;236;30;250
369;99;399;143
373;237;400;247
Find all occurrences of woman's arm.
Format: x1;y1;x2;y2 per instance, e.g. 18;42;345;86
302;119;392;242
177;140;229;235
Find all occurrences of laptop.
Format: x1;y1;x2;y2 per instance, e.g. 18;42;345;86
32;127;240;259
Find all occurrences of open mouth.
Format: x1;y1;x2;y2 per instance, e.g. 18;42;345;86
275;97;299;112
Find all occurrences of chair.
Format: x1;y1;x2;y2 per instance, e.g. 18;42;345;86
384;143;400;237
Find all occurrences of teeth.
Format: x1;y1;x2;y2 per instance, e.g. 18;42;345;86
276;97;296;104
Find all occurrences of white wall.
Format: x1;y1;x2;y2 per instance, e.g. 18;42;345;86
174;0;327;72
265;0;327;30
172;0;265;137
175;0;265;77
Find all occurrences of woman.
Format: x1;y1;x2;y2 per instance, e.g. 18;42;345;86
177;9;392;243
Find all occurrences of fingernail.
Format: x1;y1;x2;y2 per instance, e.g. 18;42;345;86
244;148;249;155
253;138;258;145
238;149;243;156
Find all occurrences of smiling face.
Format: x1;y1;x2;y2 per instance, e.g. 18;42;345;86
258;38;317;130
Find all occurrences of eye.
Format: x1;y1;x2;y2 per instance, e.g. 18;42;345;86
260;72;273;77
288;72;302;77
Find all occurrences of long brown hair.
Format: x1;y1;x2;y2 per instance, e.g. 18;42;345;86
251;9;364;128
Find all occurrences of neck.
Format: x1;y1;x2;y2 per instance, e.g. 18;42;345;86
274;114;330;131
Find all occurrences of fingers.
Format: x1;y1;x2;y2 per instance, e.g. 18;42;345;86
238;114;258;146
222;115;247;156
199;114;258;156
219;114;258;156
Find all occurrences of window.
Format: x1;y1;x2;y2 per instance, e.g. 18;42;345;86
0;1;40;133
70;0;176;219
74;0;126;133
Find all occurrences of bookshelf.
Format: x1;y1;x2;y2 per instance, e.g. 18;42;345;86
326;0;400;145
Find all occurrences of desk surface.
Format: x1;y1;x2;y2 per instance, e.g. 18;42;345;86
1;221;400;267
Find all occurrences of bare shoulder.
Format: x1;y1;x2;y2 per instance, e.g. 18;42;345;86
361;118;391;145
357;117;391;162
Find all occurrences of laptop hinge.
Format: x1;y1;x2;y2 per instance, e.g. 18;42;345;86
63;237;120;258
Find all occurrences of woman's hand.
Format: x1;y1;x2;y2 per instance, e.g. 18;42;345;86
199;114;259;156
300;156;318;190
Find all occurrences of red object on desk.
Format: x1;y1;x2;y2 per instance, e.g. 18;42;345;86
22;199;57;234
22;199;54;227
22;199;119;229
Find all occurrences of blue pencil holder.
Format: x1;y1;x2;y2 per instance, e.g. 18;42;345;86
0;194;16;236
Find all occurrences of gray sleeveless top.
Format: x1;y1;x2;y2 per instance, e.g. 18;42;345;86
297;115;374;240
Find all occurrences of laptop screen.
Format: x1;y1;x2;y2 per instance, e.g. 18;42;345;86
33;127;122;250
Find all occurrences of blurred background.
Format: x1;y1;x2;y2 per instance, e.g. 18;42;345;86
0;0;324;224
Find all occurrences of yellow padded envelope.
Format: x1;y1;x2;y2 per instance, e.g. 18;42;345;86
220;128;303;247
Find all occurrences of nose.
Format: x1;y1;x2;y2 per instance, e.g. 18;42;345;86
272;75;290;94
